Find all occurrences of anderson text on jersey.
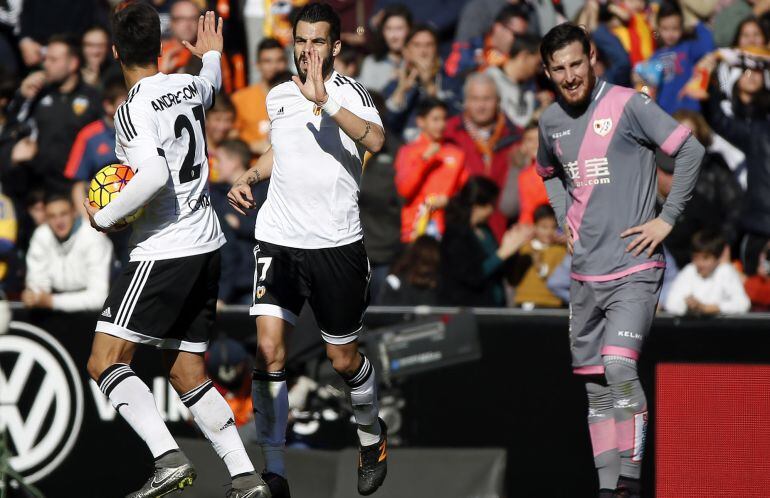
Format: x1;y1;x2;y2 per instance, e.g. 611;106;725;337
151;83;199;112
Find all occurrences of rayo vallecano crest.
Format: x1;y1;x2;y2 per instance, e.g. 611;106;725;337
593;118;612;137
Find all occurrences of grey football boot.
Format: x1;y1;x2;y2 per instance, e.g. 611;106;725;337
126;451;196;498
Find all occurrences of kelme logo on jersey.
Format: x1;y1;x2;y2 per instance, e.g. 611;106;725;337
593;118;612;137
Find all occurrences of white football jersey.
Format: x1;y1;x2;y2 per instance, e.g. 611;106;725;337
115;72;225;261
255;71;383;249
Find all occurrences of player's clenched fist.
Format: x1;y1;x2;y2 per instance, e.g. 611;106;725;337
183;11;224;58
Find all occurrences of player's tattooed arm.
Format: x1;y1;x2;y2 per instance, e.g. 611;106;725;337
292;45;385;153
228;147;273;215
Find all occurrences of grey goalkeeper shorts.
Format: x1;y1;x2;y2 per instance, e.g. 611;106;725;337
568;267;663;375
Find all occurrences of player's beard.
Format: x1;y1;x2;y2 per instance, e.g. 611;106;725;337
295;51;335;83
558;72;596;109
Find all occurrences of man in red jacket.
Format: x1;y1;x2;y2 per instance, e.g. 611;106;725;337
443;72;521;237
395;97;466;242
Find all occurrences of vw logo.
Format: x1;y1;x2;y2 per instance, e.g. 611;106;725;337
0;321;84;483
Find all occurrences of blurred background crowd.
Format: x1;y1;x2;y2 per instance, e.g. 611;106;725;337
1;0;770;318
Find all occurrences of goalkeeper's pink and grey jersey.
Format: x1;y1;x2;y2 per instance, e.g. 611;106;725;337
537;80;693;281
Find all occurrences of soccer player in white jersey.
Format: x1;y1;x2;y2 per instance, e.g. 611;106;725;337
227;3;387;496
83;4;270;498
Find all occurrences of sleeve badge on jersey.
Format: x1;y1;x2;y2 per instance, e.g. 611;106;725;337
593;118;612;137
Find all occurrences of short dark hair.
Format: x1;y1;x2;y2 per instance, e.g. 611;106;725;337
336;45;359;66
495;3;530;26
445;176;501;227
406;23;438;45
540;23;591;66
533;203;556;223
102;74;127;103
691;229;726;258
292;3;341;44
25;189;46;208
44;192;74;206
219;139;251;168
48;34;82;66
657;1;683;24
210;93;235;114
257;37;283;57
416;97;448;118
112;1;161;68
510;33;541;58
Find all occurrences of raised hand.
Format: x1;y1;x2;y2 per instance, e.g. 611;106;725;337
292;45;328;106
182;11;223;58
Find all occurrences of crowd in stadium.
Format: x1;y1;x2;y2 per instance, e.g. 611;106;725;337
1;0;769;314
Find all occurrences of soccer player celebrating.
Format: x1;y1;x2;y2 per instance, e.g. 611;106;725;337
84;4;270;498
228;3;387;496
536;24;704;498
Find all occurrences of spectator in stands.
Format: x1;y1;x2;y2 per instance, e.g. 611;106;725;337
446;4;530;79
17;0;104;68
395;98;466;243
444;72;520;238
208;0;249;94
360;94;404;301
665;230;750;315
378;235;440;305
657;112;742;268
438;176;532;307
358;4;412;92
0;2;21;76
484;33;541;128
744;240;770;311
373;0;466;55
18;190;46;253
7;34;102;194
23;193;112;312
81;26;116;87
0;192;16;294
716;17;769;105
160;0;203;75
607;0;656;66
64;76;126;216
206;95;237;183
574;0;632;86
500;122;548;225
231;38;288;155
210;139;262;305
508;204;566;309
645;2;714;114
694;52;770;276
382;24;462;141
0;68;27;201
713;0;770;48
444;72;520;188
